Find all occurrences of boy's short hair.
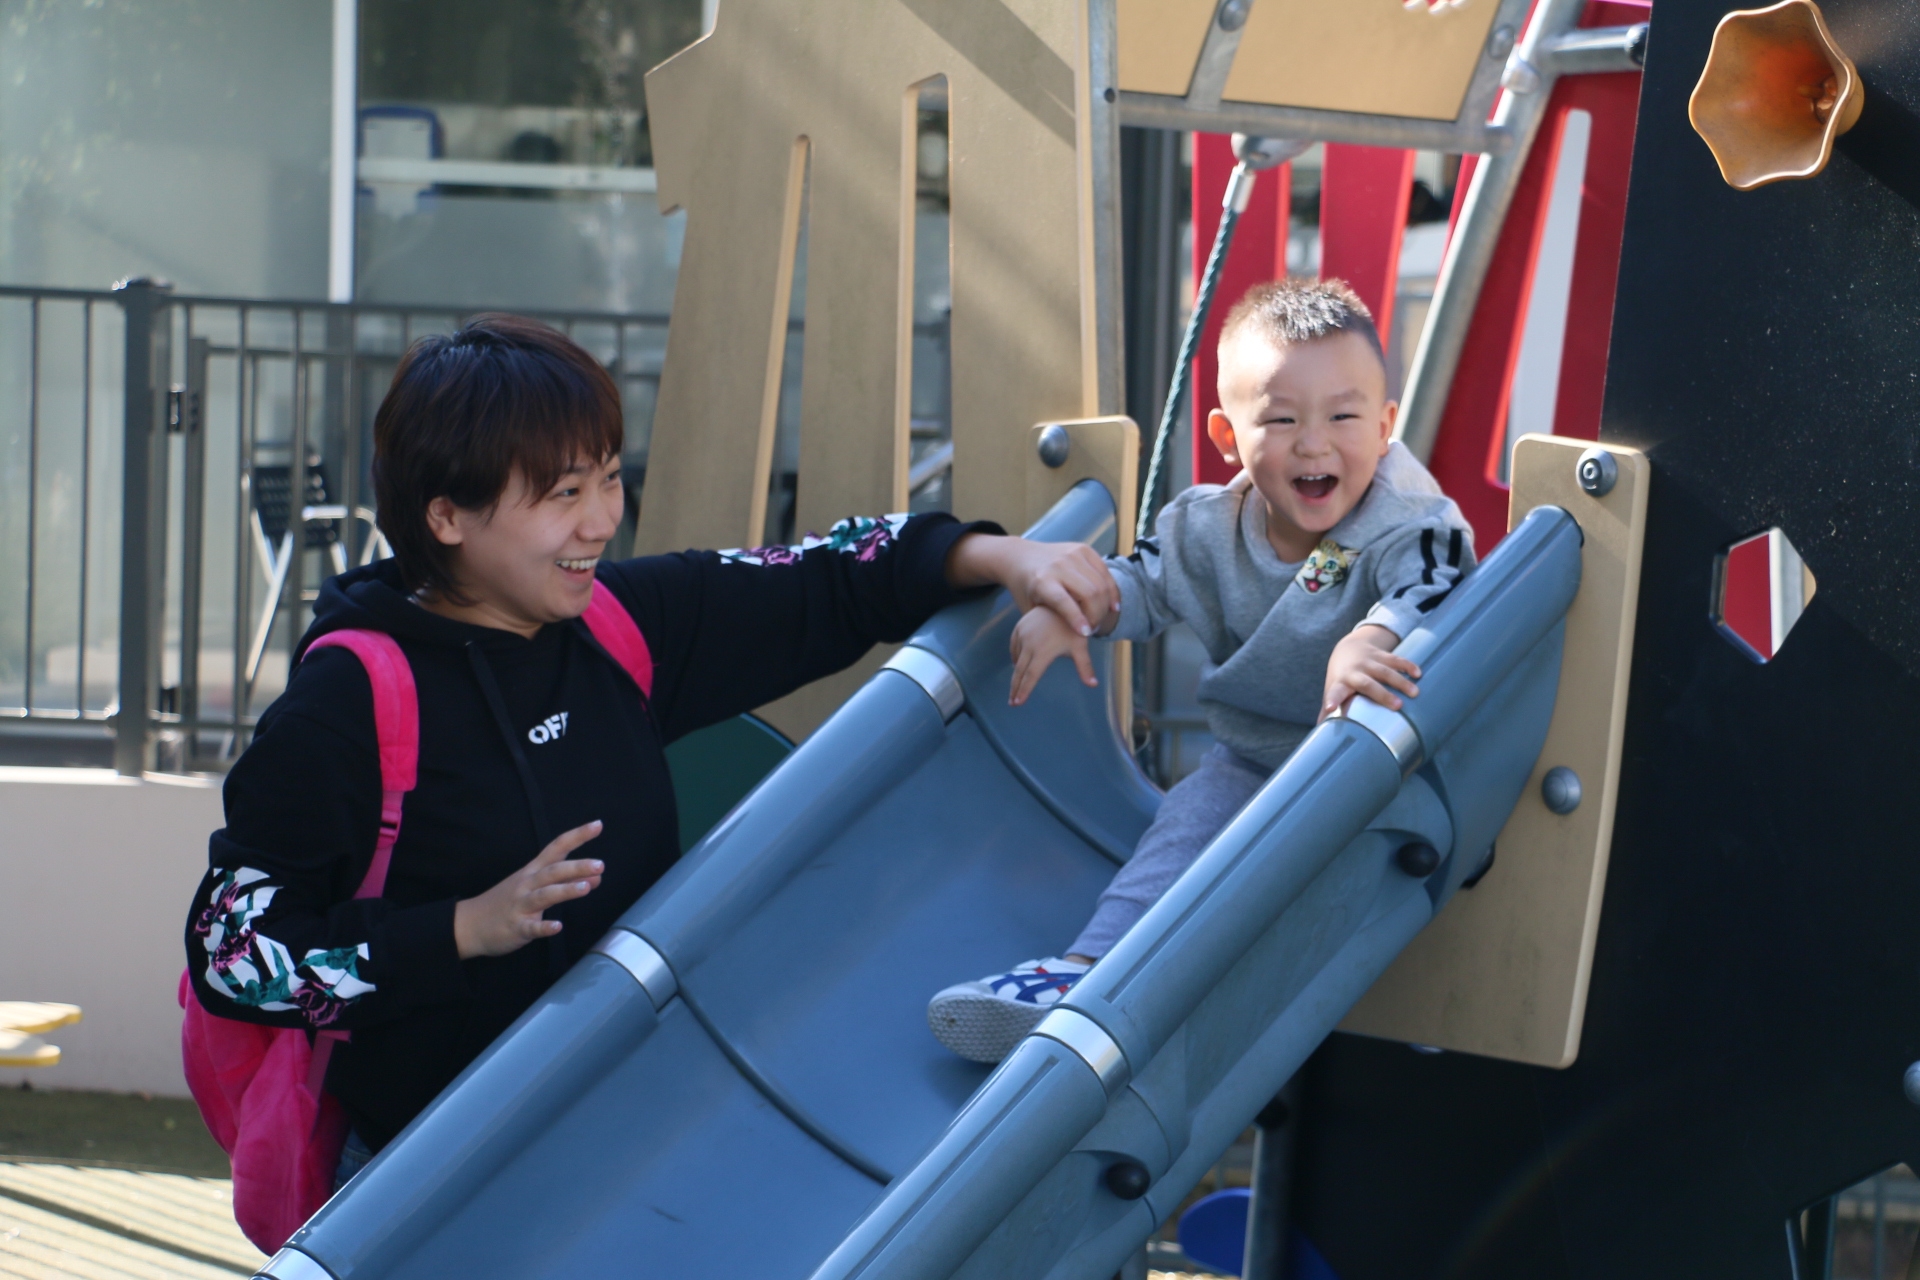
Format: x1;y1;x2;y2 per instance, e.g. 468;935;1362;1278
1218;277;1387;373
373;313;623;598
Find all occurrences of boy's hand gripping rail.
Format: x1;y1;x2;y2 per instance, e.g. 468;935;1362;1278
808;504;1584;1280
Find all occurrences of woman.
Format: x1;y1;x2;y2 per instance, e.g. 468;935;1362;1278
183;314;1114;1178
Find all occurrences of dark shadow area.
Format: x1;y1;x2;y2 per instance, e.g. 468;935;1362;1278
0;733;114;769
1837;79;1920;215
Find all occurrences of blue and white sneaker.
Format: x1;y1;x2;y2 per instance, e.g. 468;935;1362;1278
927;957;1092;1064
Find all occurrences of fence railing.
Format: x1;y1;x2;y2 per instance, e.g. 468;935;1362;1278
0;281;676;774
0;281;957;776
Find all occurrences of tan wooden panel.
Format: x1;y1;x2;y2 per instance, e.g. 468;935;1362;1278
761;417;1140;742
1023;416;1138;550
1339;436;1650;1067
1222;0;1501;121
1114;0;1216;97
641;0;1119;739
1026;416;1139;736
641;0;1105;556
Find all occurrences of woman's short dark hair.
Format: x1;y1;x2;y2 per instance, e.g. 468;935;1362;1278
373;313;623;598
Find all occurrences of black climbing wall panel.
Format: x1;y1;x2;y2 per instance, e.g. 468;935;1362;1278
1288;2;1920;1276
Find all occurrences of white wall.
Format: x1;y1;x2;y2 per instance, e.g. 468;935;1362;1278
0;767;225;1096
0;0;332;296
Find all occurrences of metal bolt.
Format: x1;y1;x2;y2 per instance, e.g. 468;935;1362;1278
1501;55;1542;95
1216;0;1251;32
1104;1159;1151;1200
1486;23;1516;59
1395;841;1441;878
1904;1062;1920;1107
1036;423;1071;468
1542;766;1583;815
1232;134;1309;171
1576;448;1618;497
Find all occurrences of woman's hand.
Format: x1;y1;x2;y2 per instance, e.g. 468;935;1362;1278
1320;625;1420;722
453;821;606;960
945;534;1119;638
1009;607;1097;706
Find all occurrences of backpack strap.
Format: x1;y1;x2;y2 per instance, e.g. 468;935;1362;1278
303;630;419;901
581;579;654;697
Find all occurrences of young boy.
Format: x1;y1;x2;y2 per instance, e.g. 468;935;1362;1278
928;278;1476;1064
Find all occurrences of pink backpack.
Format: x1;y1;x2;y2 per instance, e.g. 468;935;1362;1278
180;582;653;1253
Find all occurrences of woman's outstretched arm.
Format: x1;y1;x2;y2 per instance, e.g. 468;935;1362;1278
600;513;1114;742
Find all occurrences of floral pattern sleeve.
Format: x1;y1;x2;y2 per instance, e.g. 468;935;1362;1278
192;867;376;1027
717;513;911;567
183;685;468;1033
601;511;996;744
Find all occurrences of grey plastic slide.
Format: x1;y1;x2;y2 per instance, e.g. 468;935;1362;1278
254;480;1581;1280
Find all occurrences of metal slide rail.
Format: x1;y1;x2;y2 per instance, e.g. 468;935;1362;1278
255;479;1154;1280
255;483;1582;1280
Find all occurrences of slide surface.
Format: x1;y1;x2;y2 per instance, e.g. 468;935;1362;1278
260;481;1580;1280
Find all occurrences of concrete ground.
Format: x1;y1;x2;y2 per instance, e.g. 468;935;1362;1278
0;1163;265;1277
0;1086;264;1278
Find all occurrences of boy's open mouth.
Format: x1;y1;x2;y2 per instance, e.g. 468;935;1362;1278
1292;474;1338;501
557;556;598;578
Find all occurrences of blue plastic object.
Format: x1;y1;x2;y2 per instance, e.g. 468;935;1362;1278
260;487;1582;1280
1177;1188;1250;1274
1172;1191;1344;1280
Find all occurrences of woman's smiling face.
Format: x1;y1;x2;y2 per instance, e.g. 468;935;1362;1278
421;452;624;637
1206;328;1396;563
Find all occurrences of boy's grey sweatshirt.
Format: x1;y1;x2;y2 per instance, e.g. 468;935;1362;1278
1110;442;1475;770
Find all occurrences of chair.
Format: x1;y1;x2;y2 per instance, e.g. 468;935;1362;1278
246;459;389;687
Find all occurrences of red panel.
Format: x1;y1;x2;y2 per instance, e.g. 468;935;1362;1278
1423;111;1560;548
1551;4;1650;442
1319;144;1417;339
1422;0;1648;552
1718;534;1774;661
1190;133;1290;487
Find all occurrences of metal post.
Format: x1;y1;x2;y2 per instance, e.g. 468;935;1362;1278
177;335;210;760
1393;0;1589;462
329;0;358;304
113;278;173;776
1789;1197;1838;1280
1242;1084;1297;1280
1080;0;1127;418
1120;125;1181;780
284;318;311;678
325;309;357;563
1874;1174;1886;1280
1809;1197;1836;1280
24;298;40;714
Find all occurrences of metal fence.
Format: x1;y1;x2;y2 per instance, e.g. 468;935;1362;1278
0;281;675;774
0;280;957;776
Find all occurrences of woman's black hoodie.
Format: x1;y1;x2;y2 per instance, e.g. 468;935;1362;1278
185;512;990;1150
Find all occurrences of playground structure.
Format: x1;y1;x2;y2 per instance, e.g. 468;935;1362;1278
256;440;1644;1280
232;0;1920;1276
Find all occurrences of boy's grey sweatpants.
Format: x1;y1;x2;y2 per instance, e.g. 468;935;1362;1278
1068;743;1272;959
